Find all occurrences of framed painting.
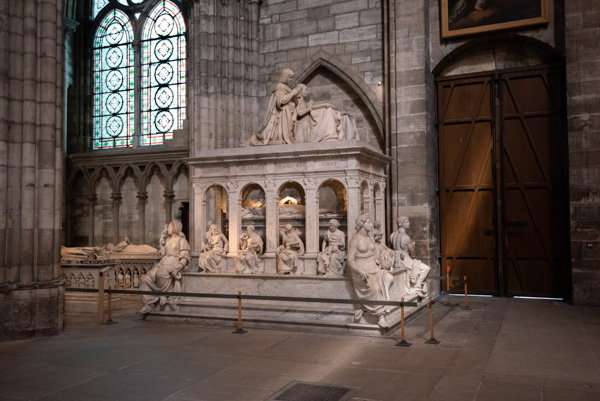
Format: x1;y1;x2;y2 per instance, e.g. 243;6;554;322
441;0;549;39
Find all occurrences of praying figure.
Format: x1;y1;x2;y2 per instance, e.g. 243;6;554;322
294;84;345;143
247;69;302;146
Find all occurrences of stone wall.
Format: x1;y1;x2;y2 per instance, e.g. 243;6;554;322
565;0;600;305
0;0;65;340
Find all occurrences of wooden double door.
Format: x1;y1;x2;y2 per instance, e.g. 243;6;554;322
437;66;569;298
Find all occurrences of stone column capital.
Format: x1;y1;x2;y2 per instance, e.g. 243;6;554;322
137;191;148;202
111;193;122;203
163;190;175;201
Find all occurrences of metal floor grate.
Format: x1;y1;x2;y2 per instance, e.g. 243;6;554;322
266;381;356;401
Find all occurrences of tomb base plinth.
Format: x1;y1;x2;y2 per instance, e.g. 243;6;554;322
143;270;427;336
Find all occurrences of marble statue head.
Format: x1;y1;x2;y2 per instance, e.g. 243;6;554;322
397;216;410;229
280;68;294;86
169;219;183;235
355;214;371;232
329;219;340;230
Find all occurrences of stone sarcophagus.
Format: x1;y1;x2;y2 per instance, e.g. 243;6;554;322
189;140;390;276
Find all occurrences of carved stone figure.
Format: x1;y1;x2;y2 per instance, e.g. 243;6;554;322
235;225;264;274
277;224;305;274
198;224;229;273
61;237;159;260
390;216;431;297
347;214;394;328
373;220;394;271
248;69;302;146
295;84;345;143
139;220;191;314
317;219;346;277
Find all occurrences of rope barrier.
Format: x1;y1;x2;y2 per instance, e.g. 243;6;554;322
67;276;470;346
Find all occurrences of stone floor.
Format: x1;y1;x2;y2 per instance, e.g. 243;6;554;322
0;296;599;401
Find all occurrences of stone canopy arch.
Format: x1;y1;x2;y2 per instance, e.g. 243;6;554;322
433;34;564;78
294;56;385;152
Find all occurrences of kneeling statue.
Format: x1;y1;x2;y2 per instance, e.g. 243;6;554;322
140;220;191;313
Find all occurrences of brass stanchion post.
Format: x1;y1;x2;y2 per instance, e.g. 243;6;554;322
104;286;117;325
232;291;247;334
443;265;452;307
395;297;411;347
462;275;472;310
97;272;105;324
425;296;440;344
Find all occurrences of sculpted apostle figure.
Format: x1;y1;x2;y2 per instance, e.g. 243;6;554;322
235;225;264;274
317;219;346;277
139;220;191;313
248;69;302;146
390;216;431;297
277;224;305;274
347;214;394;328
198;224;229;273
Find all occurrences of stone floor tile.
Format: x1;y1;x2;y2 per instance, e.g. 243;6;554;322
121;350;244;381
0;361;107;400
475;380;542;401
232;356;337;381
542;386;600;401
186;328;293;357
257;333;367;364
39;371;193;401
428;375;482;401
164;381;273;401
322;366;439;401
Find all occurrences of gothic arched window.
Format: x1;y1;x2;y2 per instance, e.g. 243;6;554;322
92;0;186;150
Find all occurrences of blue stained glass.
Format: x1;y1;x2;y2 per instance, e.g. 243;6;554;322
91;0;186;150
92;0;109;19
92;9;134;149
140;0;186;146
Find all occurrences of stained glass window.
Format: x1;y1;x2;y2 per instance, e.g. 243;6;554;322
92;9;135;149
92;0;109;19
91;0;186;149
141;1;186;145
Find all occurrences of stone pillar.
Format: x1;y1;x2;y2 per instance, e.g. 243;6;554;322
164;190;175;224
0;0;65;341
264;181;278;254
111;192;122;244
375;180;387;236
226;181;240;257
566;1;600;305
192;181;204;254
86;194;97;246
304;178;319;256
346;176;361;240
137;191;148;244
